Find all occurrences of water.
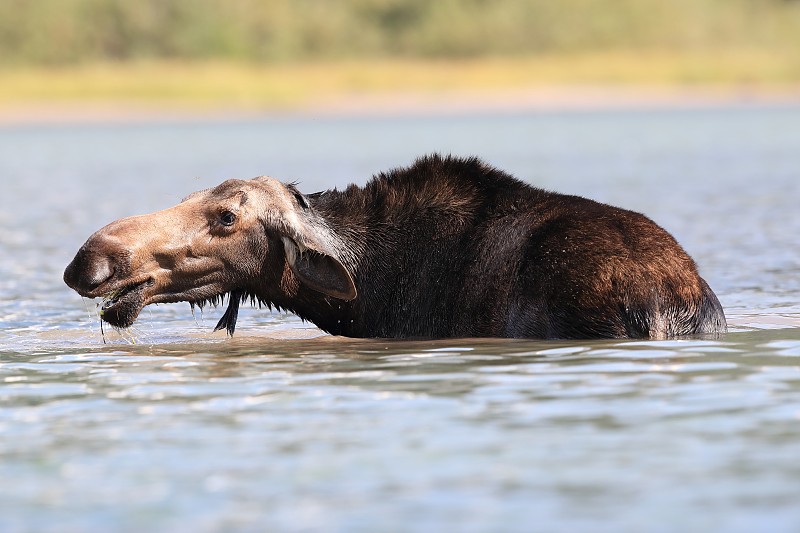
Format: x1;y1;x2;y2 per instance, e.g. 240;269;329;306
1;105;800;532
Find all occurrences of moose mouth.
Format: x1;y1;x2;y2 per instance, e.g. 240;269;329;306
99;280;150;328
98;278;241;333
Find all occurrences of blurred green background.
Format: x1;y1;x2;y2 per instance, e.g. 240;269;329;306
3;0;800;64
1;0;799;112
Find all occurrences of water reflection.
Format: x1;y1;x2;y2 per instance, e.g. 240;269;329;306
2;329;800;531
4;328;800;406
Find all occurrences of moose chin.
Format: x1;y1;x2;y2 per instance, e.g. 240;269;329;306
64;154;726;340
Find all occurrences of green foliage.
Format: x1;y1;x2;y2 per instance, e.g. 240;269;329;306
1;0;799;65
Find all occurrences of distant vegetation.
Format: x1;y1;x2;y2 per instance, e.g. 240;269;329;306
1;0;798;111
1;0;800;65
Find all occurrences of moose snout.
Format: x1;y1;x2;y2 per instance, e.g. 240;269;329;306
64;243;118;296
64;212;161;296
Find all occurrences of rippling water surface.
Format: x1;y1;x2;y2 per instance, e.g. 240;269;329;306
1;106;799;532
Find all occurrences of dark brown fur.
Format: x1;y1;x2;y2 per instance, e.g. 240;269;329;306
64;155;726;339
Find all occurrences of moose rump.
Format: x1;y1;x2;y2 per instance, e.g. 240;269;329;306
64;155;727;339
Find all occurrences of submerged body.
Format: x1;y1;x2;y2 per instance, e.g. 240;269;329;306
64;155;726;339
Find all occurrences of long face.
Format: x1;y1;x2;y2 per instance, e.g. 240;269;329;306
64;177;356;330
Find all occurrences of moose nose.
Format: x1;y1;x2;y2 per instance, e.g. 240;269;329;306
63;246;115;295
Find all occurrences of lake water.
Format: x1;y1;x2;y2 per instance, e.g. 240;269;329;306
1;105;799;532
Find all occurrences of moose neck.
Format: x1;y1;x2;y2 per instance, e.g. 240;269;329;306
269;192;368;336
261;167;494;338
253;155;535;338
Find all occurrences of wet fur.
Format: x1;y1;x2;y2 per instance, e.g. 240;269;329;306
214;155;726;339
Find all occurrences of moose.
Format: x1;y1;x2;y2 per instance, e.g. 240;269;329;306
64;154;726;339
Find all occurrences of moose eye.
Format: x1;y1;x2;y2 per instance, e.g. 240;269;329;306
219;211;237;226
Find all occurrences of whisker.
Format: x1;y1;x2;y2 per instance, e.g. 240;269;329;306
100;315;107;344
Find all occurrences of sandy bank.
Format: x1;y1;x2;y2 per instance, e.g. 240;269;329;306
2;85;800;125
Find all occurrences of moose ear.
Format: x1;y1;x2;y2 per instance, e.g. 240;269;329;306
282;238;357;301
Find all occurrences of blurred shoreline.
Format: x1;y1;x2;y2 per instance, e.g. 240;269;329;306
2;57;800;124
2;86;800;125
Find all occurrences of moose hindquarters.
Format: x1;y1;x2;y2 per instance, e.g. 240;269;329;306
501;219;727;340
